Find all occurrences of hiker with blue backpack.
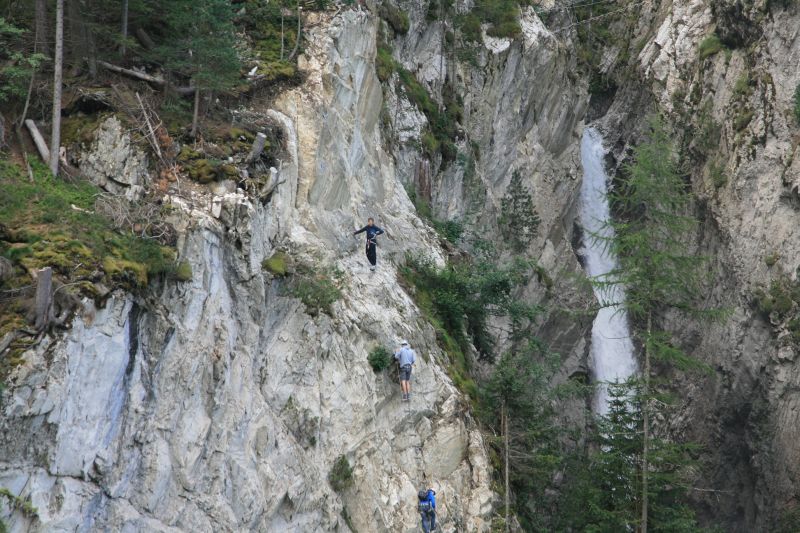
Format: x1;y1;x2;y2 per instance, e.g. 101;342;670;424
394;340;416;401
418;488;436;532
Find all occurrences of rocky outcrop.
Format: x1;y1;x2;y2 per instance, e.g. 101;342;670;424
79;116;150;201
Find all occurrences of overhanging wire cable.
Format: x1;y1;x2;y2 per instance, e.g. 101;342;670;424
549;0;646;33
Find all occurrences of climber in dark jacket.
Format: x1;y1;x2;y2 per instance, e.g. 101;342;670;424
418;488;437;532
353;218;384;271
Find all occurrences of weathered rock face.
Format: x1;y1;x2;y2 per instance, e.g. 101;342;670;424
0;11;499;532
593;1;800;529
386;4;593;399
79;116;150;201
0;2;629;530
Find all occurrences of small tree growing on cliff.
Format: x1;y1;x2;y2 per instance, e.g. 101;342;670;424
587;115;724;532
499;171;540;252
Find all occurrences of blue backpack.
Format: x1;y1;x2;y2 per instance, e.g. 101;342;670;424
418;500;433;515
418;490;433;515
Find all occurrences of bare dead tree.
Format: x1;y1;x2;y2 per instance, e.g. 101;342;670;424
33;267;53;331
25;119;50;163
94;193;174;243
286;6;302;61
50;0;64;176
96;60;195;94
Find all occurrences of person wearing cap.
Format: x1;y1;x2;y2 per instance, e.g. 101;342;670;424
394;340;417;401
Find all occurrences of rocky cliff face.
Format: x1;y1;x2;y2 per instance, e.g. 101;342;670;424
593;0;800;528
9;0;797;529
0;11;503;533
385;4;593;387
0;2;598;528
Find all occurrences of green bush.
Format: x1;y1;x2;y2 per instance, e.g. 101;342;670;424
434;219;464;243
368;345;393;372
734;110;754;131
764;253;780;267
458;13;482;42
288;265;343;316
710;164;728;189
328;455;354;492
698;34;723;60
733;73;752;98
466;0;521;39
400;254;535;361
755;278;798;319
376;45;396;82
0;486;37;518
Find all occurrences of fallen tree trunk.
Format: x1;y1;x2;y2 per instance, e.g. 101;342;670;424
247;132;268;163
24;119;50;163
97;59;163;85
97;60;195;95
0;331;18;355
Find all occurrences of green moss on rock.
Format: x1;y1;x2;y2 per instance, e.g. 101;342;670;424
174;261;192;281
262;251;288;276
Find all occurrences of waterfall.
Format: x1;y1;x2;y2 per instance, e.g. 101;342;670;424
578;127;638;415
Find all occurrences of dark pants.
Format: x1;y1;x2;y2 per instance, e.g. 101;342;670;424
366;242;377;266
421;511;436;532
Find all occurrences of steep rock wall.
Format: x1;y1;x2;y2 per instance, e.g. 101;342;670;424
0;11;496;533
385;3;593;390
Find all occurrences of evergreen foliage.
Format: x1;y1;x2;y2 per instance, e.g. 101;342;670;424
607;116;720;331
698;35;724;60
156;0;240;92
582;116;723;531
328;455;354;492
559;381;700;532
456;0;521;40
287;264;343;317
401;254;538;361
479;344;562;530
367;345;393;372
499;170;540;252
0;18;46;103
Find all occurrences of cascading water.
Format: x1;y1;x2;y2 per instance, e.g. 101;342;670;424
578;127;638;414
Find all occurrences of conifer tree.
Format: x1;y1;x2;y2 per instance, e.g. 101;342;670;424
559;380;700;532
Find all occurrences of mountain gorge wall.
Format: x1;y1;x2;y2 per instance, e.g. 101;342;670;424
593;0;800;528
3;0;798;530
0;5;593;530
